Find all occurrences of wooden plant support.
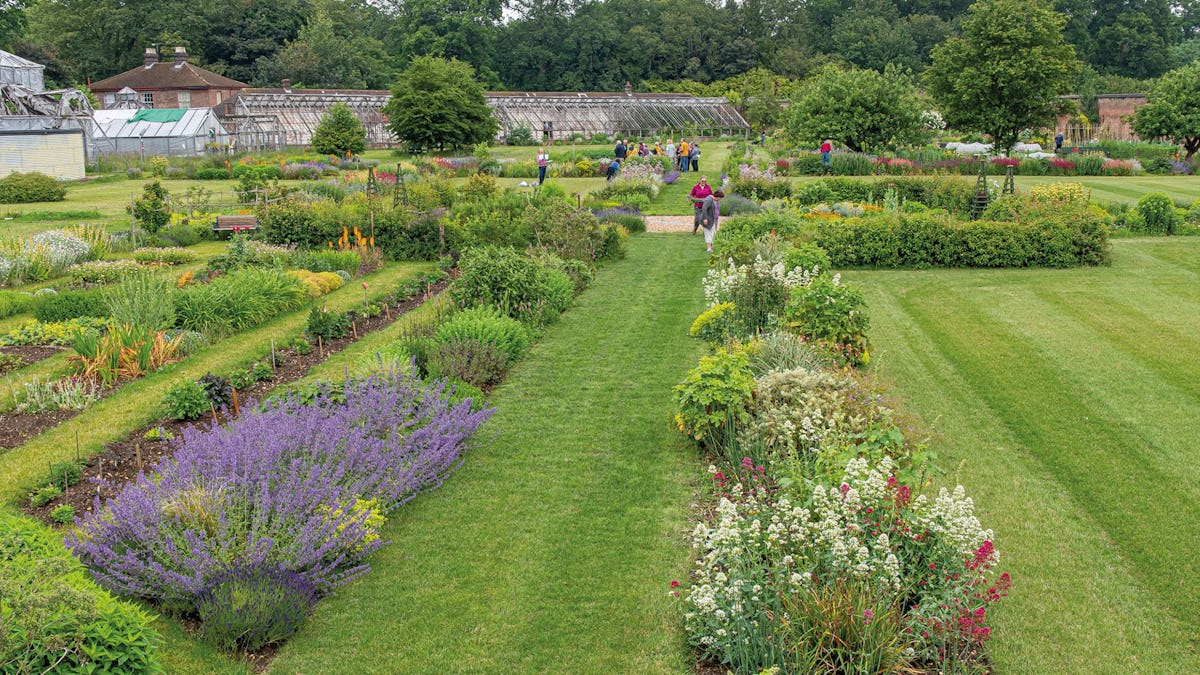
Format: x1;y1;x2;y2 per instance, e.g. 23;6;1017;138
135;442;142;473
352;321;358;339
231;388;240;417
318;336;324;357
210;403;219;425
270;338;277;370
384;303;391;320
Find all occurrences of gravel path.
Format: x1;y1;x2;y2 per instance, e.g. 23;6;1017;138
643;215;695;232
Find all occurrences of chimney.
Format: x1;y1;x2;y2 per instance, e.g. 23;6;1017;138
144;47;158;67
281;78;291;91
173;46;187;67
625;81;632;97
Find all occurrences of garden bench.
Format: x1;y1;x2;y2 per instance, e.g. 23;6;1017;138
213;215;258;233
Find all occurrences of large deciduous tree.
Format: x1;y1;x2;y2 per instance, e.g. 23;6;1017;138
1131;61;1200;159
925;0;1079;154
382;56;497;152
311;102;368;156
786;63;927;152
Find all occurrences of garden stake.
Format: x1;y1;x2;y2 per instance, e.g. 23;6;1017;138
210;403;219;425
384;302;391;320
135;442;142;473
96;459;102;495
318;336;323;357
75;429;80;463
270;338;277;370
352;321;358;339
232;388;240;417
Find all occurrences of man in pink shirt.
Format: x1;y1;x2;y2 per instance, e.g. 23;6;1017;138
690;176;713;234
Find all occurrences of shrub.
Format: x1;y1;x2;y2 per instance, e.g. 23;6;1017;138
130;180;171;233
294;249;361;273
783;242;832;273
793;180;838;205
717;194;762;216
197;565;319;651
690;302;738;344
712;210;808;264
462;173;502;202
162;379;213;420
51;503;76;524
194;167;230;180
815;208;1110;269
593;206;646;233
829;153;876;176
427;337;509;387
306;305;351;340
672;347;756;447
0;514;162;673
785;274;871;367
452;246;574;325
0;171;66;203
0;290;35;319
104;270;175;331
175;268;309;337
1136;192;1179;234
198;373;234;410
68;372;494;618
33;289;108;322
29;485;61;507
435;306;532;365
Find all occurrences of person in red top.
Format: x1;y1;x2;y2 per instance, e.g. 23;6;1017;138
690;176;713;234
820;139;833;172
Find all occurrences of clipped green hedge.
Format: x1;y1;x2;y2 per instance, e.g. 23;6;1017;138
815;209;1110;268
0;172;67;204
0;514;162;673
797;176;978;218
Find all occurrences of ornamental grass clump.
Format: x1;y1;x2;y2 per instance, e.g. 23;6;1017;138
67;370;493;623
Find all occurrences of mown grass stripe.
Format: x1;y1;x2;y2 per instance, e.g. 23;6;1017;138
268;233;708;673
861;274;1200;672
896;284;1200;634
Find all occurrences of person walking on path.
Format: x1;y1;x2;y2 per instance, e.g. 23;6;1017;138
666;139;676;166
1055;132;1064;153
689;175;713;234
820;139;833;172
653;141;663;156
690;143;700;172
615;138;628;163
699;190;723;253
536;146;550;185
678;139;690;172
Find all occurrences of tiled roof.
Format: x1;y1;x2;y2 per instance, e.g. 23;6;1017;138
91;62;246;92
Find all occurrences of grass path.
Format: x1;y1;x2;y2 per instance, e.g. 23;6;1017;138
268;233;710;673
854;237;1200;672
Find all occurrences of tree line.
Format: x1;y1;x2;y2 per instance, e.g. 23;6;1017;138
2;0;1198;93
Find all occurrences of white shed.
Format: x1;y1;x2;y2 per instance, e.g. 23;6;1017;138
0;50;45;92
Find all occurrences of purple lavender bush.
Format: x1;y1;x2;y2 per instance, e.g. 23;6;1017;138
66;370;493;617
197;565;319;651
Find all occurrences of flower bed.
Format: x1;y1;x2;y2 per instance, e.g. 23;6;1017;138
672;240;1010;672
67;369;493;649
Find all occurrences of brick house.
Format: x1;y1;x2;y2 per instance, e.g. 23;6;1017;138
90;47;247;110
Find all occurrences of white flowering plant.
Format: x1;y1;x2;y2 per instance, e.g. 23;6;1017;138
677;456;1009;672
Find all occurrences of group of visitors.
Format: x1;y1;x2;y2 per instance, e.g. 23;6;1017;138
615;138;702;172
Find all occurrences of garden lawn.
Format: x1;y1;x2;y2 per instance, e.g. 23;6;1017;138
268;233;710;673
854;237;1200;673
